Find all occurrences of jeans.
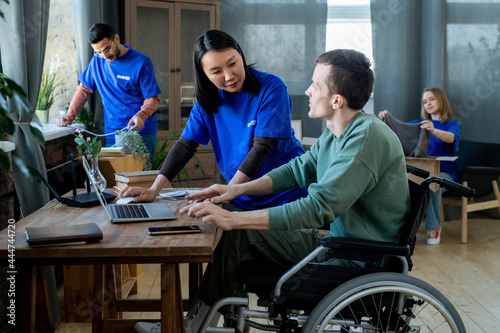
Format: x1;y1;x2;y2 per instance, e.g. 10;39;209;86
139;133;158;167
425;172;453;231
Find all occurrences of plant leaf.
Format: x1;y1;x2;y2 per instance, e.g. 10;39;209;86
92;139;102;156
29;126;46;147
0;151;10;171
0;108;15;135
12;156;41;182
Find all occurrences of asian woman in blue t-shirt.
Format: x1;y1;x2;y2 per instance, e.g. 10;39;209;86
120;30;307;209
379;87;461;245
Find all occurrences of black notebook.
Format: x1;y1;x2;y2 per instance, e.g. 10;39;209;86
25;223;103;246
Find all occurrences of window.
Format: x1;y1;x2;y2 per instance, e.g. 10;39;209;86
326;0;373;62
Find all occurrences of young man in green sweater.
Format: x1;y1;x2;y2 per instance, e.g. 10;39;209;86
135;49;410;333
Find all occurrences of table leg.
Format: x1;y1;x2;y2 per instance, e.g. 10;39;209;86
161;264;184;333
92;264;104;333
188;263;202;306
113;264;123;299
36;266;54;332
18;265;36;333
103;264;119;319
176;265;184;331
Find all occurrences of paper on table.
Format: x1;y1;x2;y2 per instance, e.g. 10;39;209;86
436;156;458;161
158;190;199;199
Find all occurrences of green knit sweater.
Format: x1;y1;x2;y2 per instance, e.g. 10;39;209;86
267;112;410;243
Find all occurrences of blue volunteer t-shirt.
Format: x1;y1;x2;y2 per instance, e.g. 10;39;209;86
410;119;461;180
182;68;307;209
79;45;161;136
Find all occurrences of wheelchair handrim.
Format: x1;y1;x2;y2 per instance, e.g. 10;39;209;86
314;282;461;333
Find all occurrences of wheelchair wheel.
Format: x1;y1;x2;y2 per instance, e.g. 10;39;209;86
302;272;465;333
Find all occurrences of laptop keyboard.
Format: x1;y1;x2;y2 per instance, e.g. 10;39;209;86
113;204;150;219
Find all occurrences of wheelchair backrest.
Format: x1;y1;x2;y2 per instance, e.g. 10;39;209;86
400;179;432;256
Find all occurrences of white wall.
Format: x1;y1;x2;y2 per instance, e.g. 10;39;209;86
364;95;374;114
44;0;79;121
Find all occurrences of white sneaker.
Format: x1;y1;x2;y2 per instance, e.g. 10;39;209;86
427;226;441;245
135;320;193;333
135;322;161;333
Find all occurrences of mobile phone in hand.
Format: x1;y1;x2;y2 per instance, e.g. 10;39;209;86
148;226;201;235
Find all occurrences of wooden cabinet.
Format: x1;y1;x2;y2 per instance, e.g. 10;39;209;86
124;0;221;186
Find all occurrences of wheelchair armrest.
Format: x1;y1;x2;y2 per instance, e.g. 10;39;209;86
321;237;411;257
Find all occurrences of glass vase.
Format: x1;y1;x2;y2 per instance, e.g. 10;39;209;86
89;154;107;191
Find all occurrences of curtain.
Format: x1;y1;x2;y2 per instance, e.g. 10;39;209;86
0;0;60;326
0;0;50;217
72;0;121;136
371;0;500;144
221;0;327;138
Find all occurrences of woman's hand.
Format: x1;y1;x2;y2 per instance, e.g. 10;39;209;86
184;184;238;204
117;186;157;202
180;201;236;230
378;110;389;119
420;120;435;133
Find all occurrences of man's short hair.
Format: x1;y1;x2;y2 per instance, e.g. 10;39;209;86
88;23;115;44
316;49;374;110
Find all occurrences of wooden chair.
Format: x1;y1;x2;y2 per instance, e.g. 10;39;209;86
442;166;500;243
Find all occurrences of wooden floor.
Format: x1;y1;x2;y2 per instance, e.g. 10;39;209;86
54;217;500;333
410;217;500;332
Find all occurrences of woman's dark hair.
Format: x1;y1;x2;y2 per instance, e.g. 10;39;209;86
193;30;260;115
88;23;115;44
316;49;374;110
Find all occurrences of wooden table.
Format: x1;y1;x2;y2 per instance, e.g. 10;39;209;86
0;192;218;333
405;157;441;192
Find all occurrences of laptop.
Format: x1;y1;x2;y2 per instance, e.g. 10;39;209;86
82;157;176;223
36;157;116;208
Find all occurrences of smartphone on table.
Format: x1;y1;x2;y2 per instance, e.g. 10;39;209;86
148;226;201;235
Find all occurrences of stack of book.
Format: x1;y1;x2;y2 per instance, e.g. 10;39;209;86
99;147;125;157
114;170;159;190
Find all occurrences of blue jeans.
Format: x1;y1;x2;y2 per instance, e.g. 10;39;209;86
425;172;453;231
139;133;158;167
106;133;157;168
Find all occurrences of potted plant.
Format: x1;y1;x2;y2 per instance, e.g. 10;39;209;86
35;56;62;123
151;132;205;187
114;129;151;169
0;73;45;179
73;106;95;132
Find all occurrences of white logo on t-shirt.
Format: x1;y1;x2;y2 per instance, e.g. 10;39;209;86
247;120;257;127
117;75;130;80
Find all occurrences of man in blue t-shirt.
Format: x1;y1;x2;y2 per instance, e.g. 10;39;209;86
57;23;161;159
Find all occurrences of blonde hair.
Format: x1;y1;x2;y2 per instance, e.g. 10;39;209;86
420;87;453;123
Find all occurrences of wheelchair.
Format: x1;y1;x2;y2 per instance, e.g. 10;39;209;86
191;165;475;333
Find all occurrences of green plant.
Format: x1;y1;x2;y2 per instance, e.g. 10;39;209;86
0;0;44;183
115;129;151;169
71;128;102;156
151;132;205;187
73;106;95;132
36;56;62;111
0;73;45;179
